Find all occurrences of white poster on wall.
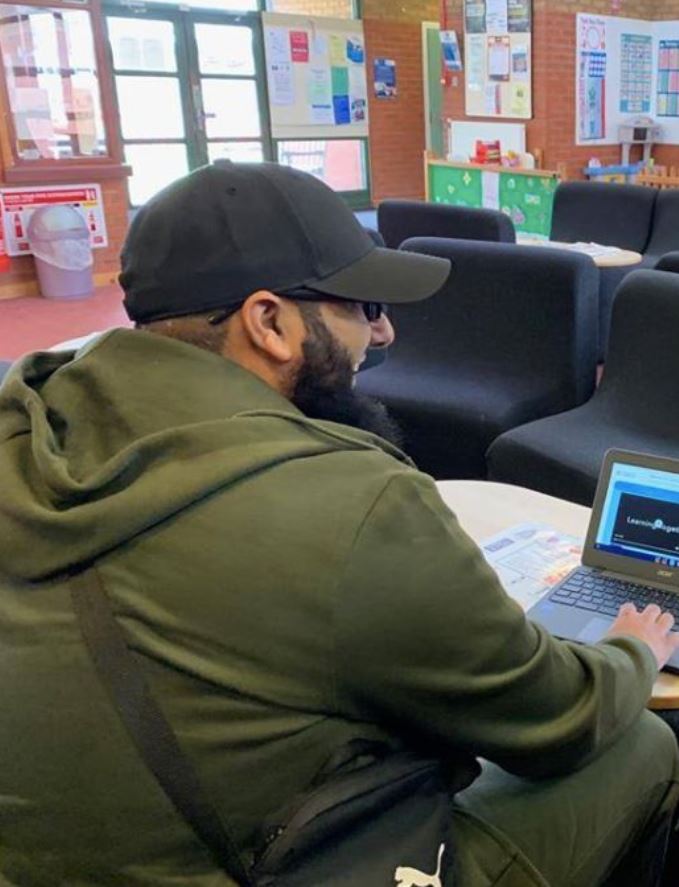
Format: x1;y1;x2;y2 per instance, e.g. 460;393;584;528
467;34;486;91
486;0;509;35
575;13;679;145
266;27;291;64
269;62;295;106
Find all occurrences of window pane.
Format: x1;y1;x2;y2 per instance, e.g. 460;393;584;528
208;141;263;163
0;6;108;160
107;18;177;73
195;24;254;76
267;0;355;16
201;79;260;138
277;140;366;191
125;143;189;206
116;76;185;139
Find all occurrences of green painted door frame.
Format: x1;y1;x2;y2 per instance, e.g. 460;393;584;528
423;22;444;158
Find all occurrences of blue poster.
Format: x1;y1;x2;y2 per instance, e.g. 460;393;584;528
347;37;364;64
333;94;350;125
374;58;397;99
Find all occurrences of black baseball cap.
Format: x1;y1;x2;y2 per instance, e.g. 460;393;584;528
120;161;451;323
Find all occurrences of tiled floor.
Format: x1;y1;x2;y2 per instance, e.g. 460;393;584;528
0;283;130;360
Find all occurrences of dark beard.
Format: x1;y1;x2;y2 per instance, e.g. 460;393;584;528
290;310;404;449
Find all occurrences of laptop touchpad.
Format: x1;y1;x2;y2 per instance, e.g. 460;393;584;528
577;617;611;644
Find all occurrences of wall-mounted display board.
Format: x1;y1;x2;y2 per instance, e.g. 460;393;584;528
426;156;557;237
262;12;368;140
464;0;533;119
576;13;679;145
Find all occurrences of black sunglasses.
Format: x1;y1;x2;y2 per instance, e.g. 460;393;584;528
279;287;386;323
207;291;386;326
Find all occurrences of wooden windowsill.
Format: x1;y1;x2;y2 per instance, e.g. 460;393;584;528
2;163;132;185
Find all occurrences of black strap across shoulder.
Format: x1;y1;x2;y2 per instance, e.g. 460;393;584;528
69;567;252;886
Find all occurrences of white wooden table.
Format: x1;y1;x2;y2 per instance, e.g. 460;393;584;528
436;480;679;709
516;235;643;268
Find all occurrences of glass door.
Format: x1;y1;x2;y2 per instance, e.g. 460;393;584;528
104;7;271;206
190;16;270;165
106;11;190;206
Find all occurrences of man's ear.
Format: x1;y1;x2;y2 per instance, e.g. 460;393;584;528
238;291;303;364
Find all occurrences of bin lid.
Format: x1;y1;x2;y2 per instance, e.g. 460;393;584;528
27;204;89;241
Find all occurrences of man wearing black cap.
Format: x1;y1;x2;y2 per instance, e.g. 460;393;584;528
0;162;677;887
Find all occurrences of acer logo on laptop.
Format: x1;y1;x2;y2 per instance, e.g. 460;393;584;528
657;569;675;579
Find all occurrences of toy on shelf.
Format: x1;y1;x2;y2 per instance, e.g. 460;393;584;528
583;161;645;184
471;139;501;164
501;150;521;168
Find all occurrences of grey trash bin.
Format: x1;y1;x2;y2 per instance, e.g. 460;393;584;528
27;204;94;300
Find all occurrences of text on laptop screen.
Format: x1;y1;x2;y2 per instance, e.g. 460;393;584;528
594;461;679;567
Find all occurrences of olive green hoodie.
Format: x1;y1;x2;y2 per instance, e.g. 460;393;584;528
0;329;657;886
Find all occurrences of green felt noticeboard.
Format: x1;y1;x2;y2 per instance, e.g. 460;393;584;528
428;163;558;238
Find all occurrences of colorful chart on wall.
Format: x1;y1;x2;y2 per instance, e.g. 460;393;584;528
621;34;652;113
464;0;532;119
262;12;368;140
657;40;679;118
576;13;679;145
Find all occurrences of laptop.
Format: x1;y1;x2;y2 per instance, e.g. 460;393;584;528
527;449;679;673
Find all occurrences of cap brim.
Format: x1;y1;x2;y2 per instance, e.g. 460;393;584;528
309;246;452;305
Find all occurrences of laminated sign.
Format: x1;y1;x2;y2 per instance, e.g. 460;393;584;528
0;184;107;256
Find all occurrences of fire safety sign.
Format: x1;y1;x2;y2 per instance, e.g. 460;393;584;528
0;183;108;256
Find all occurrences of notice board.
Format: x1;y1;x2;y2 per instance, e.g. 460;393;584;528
464;0;533;120
262;12;368;140
576;13;679;145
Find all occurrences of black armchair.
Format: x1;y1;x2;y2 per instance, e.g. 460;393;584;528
377;200;516;250
643;190;679;267
356;238;598;479
655;252;679;273
550;181;657;359
487;269;679;505
550;181;656;251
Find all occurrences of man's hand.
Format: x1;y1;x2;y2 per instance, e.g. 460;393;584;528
606;603;679;670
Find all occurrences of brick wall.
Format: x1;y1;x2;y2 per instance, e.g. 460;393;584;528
364;19;427;202
363;0;438;23
363;1;438;202
442;0;679;178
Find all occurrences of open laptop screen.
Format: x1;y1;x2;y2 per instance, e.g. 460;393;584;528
593;460;679;567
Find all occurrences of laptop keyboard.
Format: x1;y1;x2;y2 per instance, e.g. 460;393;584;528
549;567;679;628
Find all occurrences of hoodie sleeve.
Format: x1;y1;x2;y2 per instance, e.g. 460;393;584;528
333;471;658;779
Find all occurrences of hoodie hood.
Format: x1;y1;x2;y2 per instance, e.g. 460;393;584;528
0;329;409;581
